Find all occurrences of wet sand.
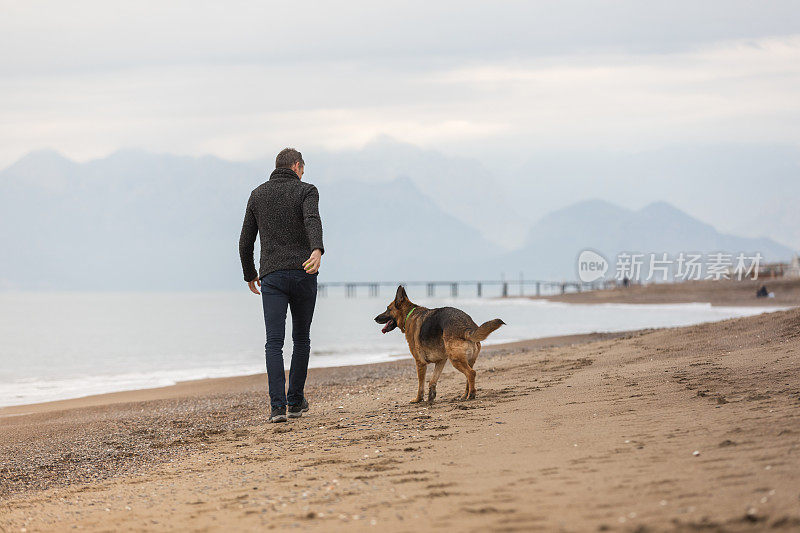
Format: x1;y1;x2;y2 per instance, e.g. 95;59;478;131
2;301;800;531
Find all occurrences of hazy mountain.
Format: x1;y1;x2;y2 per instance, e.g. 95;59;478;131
0;149;497;290
512;143;800;235
303;137;528;249
318;177;499;281
502;199;796;280
1;149;795;290
0;149;261;290
732;196;800;251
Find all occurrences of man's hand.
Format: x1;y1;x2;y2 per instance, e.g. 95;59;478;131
303;249;322;274
248;277;261;295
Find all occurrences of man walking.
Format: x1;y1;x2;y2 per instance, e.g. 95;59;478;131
239;148;324;423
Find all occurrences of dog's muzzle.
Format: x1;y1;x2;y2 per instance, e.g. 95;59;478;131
374;313;397;334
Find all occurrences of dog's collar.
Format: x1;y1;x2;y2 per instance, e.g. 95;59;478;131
406;307;416;323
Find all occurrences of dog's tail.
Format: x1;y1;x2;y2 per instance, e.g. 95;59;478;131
465;319;505;342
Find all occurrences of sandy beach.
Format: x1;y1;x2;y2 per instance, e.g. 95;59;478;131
541;278;800;307
2;282;800;531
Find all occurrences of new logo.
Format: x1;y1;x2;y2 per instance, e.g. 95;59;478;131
577;250;609;283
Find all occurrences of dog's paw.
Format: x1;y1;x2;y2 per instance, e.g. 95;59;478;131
427;387;437;404
409;398;423;404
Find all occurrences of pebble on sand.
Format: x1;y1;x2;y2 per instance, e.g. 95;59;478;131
745;506;761;522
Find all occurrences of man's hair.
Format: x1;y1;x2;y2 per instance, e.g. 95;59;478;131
275;148;304;169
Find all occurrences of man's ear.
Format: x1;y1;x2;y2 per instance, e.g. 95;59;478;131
394;285;407;306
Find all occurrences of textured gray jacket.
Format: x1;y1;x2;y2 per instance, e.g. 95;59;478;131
239;167;324;281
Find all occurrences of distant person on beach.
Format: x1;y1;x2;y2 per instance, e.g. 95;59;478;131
239;148;324;423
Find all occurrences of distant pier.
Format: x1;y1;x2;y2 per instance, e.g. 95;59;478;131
317;279;601;298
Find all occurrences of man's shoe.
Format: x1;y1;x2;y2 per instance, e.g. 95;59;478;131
288;398;309;418
270;406;287;423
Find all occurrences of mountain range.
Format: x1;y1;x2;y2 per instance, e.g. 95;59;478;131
0;144;795;290
502;200;795;280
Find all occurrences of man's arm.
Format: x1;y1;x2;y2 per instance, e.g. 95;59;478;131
301;185;324;253
238;195;259;286
301;185;324;274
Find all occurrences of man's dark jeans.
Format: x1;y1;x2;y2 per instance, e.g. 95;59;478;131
260;269;318;410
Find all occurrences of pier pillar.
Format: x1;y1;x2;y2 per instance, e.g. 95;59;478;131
477;282;482;297
318;284;327;297
502;282;508;298
427;283;435;297
346;284;356;298
451;283;458;297
535;282;540;297
369;284;378;297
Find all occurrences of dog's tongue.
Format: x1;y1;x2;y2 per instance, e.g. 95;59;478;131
381;322;392;334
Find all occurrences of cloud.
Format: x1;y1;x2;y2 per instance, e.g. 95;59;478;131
0;3;799;168
3;1;799;74
435;35;800;145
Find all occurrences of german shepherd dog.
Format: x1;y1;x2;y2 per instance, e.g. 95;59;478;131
374;285;505;404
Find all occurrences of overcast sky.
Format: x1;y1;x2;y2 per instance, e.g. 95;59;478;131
1;0;799;170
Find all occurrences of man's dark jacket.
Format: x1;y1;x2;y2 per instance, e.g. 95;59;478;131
239;167;324;281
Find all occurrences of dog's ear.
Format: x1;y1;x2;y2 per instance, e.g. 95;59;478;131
394;285;407;306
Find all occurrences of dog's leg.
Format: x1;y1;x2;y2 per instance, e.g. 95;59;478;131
463;343;480;399
450;357;477;400
427;360;446;404
469;342;481;368
411;362;427;403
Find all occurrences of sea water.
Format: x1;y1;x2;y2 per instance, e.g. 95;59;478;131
0;290;778;407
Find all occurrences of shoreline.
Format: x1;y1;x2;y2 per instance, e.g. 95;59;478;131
4;280;797;415
0;332;631;418
537;277;800;307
